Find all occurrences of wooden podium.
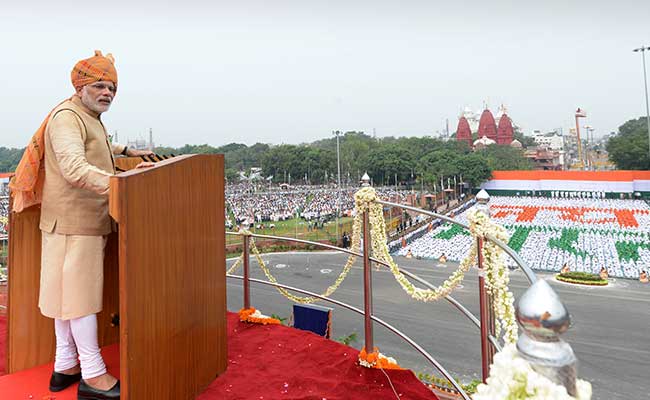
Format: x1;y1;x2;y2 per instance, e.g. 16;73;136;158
6;154;227;399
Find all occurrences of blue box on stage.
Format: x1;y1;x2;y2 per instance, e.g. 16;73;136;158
293;304;332;338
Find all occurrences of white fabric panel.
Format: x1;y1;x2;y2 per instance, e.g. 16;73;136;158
482;179;638;192
633;180;650;191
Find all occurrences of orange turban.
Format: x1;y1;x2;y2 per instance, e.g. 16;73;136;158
9;50;118;212
71;50;118;90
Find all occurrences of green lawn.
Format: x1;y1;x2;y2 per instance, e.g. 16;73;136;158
226;217;354;246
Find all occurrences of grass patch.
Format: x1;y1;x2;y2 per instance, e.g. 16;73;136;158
417;372;481;395
226;217;354;246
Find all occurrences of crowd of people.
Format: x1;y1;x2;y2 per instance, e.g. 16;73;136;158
226;182;409;226
396;195;650;279
0;194;8;237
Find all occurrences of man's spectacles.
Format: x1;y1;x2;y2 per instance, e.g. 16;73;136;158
89;82;116;94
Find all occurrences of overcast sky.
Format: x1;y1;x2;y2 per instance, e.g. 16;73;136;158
1;1;649;149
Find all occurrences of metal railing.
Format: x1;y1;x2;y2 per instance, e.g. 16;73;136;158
225;194;544;399
226;230;473;399
225;187;583;398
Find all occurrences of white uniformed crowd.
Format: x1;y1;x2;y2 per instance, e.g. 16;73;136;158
226;182;408;226
397;195;650;279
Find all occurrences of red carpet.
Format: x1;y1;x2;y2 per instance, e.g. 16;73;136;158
0;313;438;399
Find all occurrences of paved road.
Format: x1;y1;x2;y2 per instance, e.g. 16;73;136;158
226;252;650;400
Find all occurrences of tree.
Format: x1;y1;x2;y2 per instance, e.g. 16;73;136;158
478;145;533;170
513;127;537;148
367;144;414;185
457;153;491;189
606;117;650;169
0;147;25;172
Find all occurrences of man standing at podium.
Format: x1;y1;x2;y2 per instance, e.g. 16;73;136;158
35;51;151;400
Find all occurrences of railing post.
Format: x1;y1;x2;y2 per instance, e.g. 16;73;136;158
488;293;497;360
475;189;493;382
362;210;374;353
360;172;374;353
243;234;251;310
477;237;491;383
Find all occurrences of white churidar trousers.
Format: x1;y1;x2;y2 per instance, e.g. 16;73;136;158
54;314;107;380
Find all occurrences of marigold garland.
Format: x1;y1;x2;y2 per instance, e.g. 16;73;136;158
238;307;281;325
358;347;402;370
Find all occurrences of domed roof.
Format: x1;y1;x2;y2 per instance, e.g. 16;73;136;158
473;135;496;146
456;116;472;146
510;139;523;148
497;113;514;145
477;109;498;141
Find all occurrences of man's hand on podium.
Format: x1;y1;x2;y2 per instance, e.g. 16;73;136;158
135;161;155;169
126;148;154;157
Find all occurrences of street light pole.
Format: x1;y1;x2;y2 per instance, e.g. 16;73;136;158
333;130;342;243
633;46;650;160
584;125;593;170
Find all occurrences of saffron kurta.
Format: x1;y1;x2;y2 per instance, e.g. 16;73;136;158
38;95;126;320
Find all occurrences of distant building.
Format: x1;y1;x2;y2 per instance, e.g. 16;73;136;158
455;104;515;147
473;136;497;150
456;116;473;146
524;147;564;170
126;128;155;151
533;131;564;151
477;109;498;142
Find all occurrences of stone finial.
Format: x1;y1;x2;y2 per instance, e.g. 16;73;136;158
475;189;491;216
361;173;371;187
516;279;577;396
476;189;490;204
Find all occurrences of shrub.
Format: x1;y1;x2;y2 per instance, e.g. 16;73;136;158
556;273;608;286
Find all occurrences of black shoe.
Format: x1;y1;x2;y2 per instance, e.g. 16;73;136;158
77;379;120;400
49;370;82;392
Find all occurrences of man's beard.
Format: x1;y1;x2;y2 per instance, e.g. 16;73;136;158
81;89;111;114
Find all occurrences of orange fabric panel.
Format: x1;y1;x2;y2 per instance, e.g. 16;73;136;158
491;170;650;181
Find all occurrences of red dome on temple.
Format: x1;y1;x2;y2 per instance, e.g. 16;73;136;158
477;109;497;141
456;116;472;146
497;114;514;145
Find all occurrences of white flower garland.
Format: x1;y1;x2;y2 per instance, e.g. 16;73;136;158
243;226;362;304
356;186;518;344
473;344;592;400
228;188;518;343
356;187;477;303
470;211;518;344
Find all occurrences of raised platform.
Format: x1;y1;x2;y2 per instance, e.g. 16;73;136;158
0;313;438;399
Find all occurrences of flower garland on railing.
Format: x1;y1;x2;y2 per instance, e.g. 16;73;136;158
226;253;244;274
231;225;362;304
238;307;281;325
472;211;518;344
358;347;403;370
356;186;518;344
473;344;592;400
357;187;475;300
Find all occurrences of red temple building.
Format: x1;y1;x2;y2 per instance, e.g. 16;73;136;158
477;109;498;142
456;105;517;147
456;116;472;146
496;113;514;145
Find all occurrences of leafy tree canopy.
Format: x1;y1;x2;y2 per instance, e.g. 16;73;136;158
606;117;650;170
